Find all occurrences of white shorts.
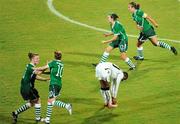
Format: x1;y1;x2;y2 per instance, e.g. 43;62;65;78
95;63;111;82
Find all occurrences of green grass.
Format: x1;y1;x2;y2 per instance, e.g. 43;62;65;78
0;0;180;124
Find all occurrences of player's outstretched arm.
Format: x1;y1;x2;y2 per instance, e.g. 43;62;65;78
42;71;50;75
36;75;50;81
34;65;49;71
102;35;118;44
103;32;113;37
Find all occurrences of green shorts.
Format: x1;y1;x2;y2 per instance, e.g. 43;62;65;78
138;27;156;42
48;85;61;98
109;39;128;52
21;88;40;101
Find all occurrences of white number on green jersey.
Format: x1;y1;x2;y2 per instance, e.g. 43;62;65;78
56;64;63;77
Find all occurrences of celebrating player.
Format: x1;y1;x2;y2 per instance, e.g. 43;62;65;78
95;62;128;108
128;2;177;60
12;52;49;123
99;13;136;70
34;51;72;124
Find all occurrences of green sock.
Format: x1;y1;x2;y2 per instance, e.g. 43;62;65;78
15;103;31;115
158;41;171;50
34;104;41;120
100;52;109;63
54;100;67;108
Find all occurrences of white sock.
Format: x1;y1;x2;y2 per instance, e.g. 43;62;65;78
105;90;112;104
113;74;122;98
100;89;108;104
111;79;116;98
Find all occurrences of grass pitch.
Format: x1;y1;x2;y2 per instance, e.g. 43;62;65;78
0;0;180;124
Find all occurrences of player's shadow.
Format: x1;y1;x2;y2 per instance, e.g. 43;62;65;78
61;97;101;106
0;114;35;124
118;90;180;116
81;108;119;124
65;52;120;60
63;60;94;68
143;58;168;63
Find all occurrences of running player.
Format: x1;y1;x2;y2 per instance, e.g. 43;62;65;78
12;52;49;123
34;51;72;124
99;13;136;70
128;2;177;60
95;62;128;107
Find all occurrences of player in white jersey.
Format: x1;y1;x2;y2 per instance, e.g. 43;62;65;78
95;62;128;108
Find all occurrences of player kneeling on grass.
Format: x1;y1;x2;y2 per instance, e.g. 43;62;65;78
12;52;50;123
95;62;128;108
34;51;72;124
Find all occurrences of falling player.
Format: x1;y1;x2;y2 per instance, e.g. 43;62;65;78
12;52;49;123
99;13;136;70
34;51;72;124
128;2;177;60
95;62;128;108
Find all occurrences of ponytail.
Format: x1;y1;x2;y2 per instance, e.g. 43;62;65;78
129;2;140;9
109;13;119;21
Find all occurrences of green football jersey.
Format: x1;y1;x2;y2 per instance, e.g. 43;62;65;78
48;60;64;87
111;21;128;41
132;9;152;33
21;63;36;92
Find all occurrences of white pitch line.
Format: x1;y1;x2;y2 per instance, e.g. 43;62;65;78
47;0;180;43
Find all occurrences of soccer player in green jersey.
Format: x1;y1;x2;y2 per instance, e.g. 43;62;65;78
100;13;136;70
34;51;72;124
128;2;177;60
12;52;49;123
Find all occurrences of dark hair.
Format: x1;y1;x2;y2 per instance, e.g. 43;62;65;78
110;13;119;21
54;51;62;60
28;52;39;60
122;72;128;81
129;2;140;9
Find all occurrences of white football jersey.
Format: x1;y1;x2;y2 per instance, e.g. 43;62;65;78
95;62;124;82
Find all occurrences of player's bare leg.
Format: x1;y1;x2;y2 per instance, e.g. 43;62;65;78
150;36;177;55
121;52;135;70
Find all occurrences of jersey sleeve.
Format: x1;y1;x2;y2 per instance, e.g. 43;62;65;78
27;66;34;74
137;9;147;18
113;24;122;36
48;61;54;68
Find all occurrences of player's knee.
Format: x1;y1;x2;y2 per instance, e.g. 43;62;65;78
120;53;127;60
47;98;55;105
137;41;143;47
137;41;140;47
26;102;32;107
30;98;39;104
151;41;159;46
153;43;158;46
34;103;41;108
